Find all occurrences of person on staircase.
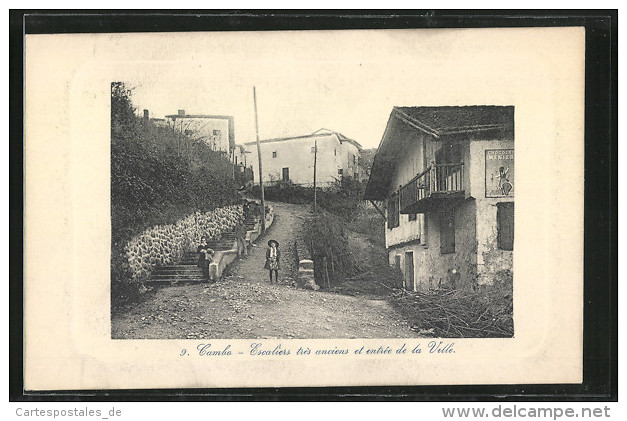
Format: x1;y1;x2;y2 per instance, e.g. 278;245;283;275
197;237;214;281
264;239;280;284
235;219;247;257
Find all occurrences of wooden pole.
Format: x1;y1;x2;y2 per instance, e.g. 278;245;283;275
231;148;235;181
253;86;266;231
313;137;317;212
369;199;387;219
326;258;330;289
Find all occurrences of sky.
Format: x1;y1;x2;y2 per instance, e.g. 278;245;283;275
110;29;497;150
104;28;572;150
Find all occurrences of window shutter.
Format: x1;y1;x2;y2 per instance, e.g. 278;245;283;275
388;195;399;229
440;211;455;254
497;202;514;250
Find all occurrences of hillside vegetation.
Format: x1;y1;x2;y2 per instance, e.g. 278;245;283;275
111;82;240;287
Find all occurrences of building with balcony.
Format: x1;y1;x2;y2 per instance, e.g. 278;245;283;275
244;128;362;187
364;106;514;291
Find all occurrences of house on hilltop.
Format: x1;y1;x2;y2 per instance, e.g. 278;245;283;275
244;129;362;187
364;106;514;291
165;110;235;154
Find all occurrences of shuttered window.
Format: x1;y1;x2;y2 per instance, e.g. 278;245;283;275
388;195;400;229
394;255;401;271
440;211;455;254
497;202;514;250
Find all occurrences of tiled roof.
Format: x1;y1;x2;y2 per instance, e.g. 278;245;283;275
393;106;514;137
363;106;514;200
165;114;233;120
244;129;362;150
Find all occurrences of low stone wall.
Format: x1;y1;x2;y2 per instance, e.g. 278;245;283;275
209;203;274;281
209;249;238;280
293;238;319;291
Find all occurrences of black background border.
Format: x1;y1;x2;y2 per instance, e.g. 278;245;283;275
10;9;618;401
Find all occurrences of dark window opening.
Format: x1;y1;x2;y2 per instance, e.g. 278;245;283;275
388;195;400;229
435;142;462;164
497;202;514;250
440;210;455;254
272;151;277;158
408;213;417;221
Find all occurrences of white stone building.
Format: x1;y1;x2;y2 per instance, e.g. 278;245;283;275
165;110;235;154
244;129;362;187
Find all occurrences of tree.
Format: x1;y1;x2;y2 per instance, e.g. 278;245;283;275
111;82;136;140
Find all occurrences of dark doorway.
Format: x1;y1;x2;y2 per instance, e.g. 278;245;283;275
404;251;414;291
282;167;290;182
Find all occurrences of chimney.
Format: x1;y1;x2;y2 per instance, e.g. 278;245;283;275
178;109;185;116
143;109;149;120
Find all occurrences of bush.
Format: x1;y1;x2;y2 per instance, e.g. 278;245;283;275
303;211;358;288
346;204;386;246
251;176;368;222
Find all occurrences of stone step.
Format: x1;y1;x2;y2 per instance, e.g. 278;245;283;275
147;278;206;283
150;273;204;280
206;244;235;251
155;265;203;270
153;269;204;275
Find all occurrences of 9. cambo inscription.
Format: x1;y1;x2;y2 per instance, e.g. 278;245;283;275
179;341;456;357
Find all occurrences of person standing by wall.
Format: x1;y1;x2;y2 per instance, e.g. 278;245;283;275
197;237;214;281
235;219;247;257
197;237;209;268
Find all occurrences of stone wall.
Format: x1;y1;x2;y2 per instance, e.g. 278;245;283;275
469;139;515;285
389;198;477;292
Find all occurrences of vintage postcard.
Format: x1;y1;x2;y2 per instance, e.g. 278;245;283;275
24;26;584;390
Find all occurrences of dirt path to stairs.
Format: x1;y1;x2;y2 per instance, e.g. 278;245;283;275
111;201;420;339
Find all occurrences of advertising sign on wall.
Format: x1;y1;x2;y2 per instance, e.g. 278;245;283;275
485;149;514;198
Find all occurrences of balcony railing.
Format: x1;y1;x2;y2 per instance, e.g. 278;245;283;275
399;163;464;213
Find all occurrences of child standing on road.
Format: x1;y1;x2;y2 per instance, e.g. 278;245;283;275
264;239;280;284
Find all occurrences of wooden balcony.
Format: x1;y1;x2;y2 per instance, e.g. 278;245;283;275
399;163;465;214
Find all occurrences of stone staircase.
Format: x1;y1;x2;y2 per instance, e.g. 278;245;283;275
145;207;270;284
147;230;238;284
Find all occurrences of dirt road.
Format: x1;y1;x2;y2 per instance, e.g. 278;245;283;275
111;201;420;339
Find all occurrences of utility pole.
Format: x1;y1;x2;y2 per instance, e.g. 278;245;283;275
253;86;266;231
231;148;236;181
313;137;318;212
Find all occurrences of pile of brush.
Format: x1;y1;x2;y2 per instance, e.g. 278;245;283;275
393;286;514;338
